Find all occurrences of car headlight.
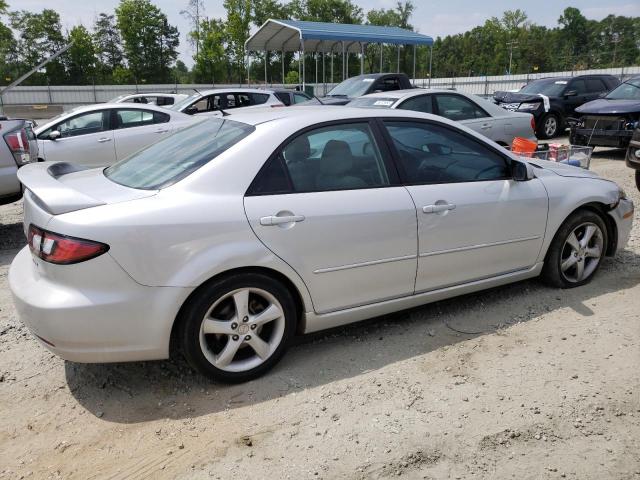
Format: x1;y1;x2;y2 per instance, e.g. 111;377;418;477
518;103;539;111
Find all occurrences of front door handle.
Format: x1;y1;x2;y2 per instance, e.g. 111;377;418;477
260;215;305;226
480;123;491;130
423;204;456;214
154;128;169;134
97;137;112;143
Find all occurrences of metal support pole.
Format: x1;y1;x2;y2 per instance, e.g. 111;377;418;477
315;51;318;86
264;50;268;86
302;40;306;89
247;52;251;86
360;43;364;75
331;49;334;83
282;50;285;86
342;42;346;80
412;45;416;85
322;49;326;95
346;50;349;77
380;44;383;72
428;45;433;87
397;45;400;73
298;51;301;88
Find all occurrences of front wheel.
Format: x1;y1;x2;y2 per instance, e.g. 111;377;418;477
179;273;296;382
538;113;560;139
542;210;608;288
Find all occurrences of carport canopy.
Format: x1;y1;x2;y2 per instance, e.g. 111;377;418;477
245;19;434;53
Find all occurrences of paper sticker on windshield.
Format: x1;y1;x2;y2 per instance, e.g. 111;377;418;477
362;78;375;83
555;81;568;85
373;100;394;106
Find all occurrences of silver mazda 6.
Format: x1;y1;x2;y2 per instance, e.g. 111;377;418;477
9;107;634;382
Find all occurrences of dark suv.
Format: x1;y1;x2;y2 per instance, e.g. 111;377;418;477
494;74;620;139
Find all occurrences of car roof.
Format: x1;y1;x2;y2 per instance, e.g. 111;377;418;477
121;93;186;97
362;88;464;99
190;88;277;96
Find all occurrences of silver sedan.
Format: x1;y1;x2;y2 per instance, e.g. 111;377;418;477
348;88;536;146
10;107;634;382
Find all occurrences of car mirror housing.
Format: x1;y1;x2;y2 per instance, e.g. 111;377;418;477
564;90;577;97
512;160;534;181
49;130;61;140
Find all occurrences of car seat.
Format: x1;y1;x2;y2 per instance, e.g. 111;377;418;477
315;140;367;190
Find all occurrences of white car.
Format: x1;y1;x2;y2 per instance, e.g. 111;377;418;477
349;89;536;146
108;93;189;107
170;88;284;116
34;103;197;167
10;107;634;383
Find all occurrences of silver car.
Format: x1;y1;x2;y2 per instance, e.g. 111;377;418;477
0;117;38;205
10;107;634;382
348;89;536;146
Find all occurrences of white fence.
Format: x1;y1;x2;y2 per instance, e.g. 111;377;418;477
1;66;638;113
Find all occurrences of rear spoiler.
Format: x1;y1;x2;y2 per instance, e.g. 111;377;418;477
17;162;106;215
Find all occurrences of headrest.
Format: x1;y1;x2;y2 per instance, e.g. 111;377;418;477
284;136;311;162
320;140;353;175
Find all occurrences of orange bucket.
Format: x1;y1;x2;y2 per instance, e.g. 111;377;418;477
511;137;538;157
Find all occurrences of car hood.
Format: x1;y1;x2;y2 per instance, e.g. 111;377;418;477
576;98;640;115
318;96;351;106
527;158;600;179
494;91;545;103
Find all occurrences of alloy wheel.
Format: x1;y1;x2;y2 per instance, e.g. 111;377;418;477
544;116;558;137
560;222;604;283
198;288;285;372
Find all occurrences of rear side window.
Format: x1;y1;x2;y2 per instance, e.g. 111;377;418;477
434;94;487;120
105;119;254;189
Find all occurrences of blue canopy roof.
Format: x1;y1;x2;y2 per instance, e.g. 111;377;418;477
246;19;434;53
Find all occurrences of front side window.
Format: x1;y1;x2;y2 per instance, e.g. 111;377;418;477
56;111;108;138
569;79;587;95
249;122;390;194
434;94;487;121
383;121;511;184
397;94;433;114
105;118;255;190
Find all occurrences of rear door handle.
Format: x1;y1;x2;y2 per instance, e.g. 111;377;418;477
154;128;169;133
423;204;456;214
97;137;112;143
260;215;305;226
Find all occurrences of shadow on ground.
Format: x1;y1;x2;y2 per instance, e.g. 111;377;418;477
64;249;640;424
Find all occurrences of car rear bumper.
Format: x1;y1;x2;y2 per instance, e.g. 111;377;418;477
608;198;634;254
9;247;192;363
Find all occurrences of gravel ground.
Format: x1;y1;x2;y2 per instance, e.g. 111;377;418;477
0;147;639;480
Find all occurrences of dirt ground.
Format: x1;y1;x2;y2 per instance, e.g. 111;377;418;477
0;146;639;480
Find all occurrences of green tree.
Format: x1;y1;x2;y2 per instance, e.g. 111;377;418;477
223;0;252;82
115;0;180;83
66;25;96;84
93;13;123;81
192;17;228;83
291;0;363;23
180;0;205;57
9;9;67;84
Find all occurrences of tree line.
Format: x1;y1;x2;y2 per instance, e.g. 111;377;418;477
0;0;639;87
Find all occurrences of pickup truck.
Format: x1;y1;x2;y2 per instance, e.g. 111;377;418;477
317;73;414;105
0;116;38;205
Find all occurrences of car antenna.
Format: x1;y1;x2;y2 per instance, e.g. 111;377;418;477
313;95;325;105
193;88;201;95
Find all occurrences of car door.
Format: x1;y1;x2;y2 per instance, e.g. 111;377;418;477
381;119;548;293
38;109;115;167
112;108;172;161
244;121;418;314
433;93;495;140
563;79;589;116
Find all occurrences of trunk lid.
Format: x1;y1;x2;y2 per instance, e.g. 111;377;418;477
19;162;157;217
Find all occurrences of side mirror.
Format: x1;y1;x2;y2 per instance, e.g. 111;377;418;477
48;130;61;140
184;106;198;115
564;90;577;97
598;92;607;98
512;159;534;181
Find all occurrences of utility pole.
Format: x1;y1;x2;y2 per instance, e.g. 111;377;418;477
506;41;518;75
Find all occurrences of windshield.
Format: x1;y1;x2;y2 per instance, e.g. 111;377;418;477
170;93;201;111
605;78;640;100
327;77;376;98
104;118;255;189
520;79;567;97
348;97;397;108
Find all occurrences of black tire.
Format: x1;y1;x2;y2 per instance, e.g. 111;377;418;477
542;209;608;288
179;273;297;383
538;113;560;139
635;170;640;191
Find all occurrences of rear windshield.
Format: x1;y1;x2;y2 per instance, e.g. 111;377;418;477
348;97;397;108
520;79;567;96
104;118;255;190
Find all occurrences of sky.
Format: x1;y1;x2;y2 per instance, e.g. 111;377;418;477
10;0;640;67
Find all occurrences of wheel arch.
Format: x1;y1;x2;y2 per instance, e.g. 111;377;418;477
169;266;308;356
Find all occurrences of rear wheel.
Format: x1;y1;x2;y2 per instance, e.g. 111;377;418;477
542;210;608;288
538;113;560;139
179;273;296;382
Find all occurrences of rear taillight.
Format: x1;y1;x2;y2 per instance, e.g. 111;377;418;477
28;225;109;265
3;128;31;165
530;116;536;132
